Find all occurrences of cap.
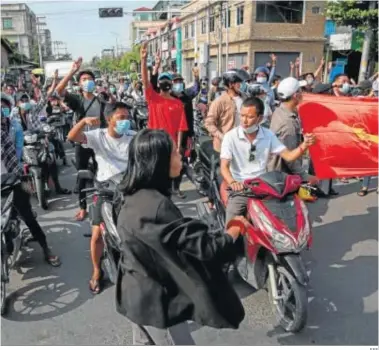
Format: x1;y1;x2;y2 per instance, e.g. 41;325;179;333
277;77;307;99
158;72;172;81
172;73;183;81
254;66;270;76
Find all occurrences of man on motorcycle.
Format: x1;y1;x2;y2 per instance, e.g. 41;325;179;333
220;97;315;224
67;102;136;294
205;69;250;153
55;57;115;221
1;124;61;267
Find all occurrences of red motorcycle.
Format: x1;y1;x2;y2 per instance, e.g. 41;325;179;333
197;170;312;333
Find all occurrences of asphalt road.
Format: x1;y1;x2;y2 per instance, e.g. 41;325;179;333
1;146;378;346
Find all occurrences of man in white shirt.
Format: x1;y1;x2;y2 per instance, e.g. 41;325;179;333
220;97;315;224
68;101;136;294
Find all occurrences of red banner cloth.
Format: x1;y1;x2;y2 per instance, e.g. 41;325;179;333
299;94;378;179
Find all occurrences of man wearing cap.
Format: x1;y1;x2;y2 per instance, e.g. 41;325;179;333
268;77;318;184
140;42;188;198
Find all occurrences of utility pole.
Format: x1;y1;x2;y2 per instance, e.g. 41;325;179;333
224;2;229;71
217;3;223;75
358;0;376;82
194;12;198;64
36;16;45;67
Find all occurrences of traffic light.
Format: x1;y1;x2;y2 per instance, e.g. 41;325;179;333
99;8;123;18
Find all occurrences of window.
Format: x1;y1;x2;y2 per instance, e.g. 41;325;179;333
209;16;215;32
201;18;206;34
256;1;304;24
2;18;13;29
190;21;195;37
236;5;244;25
311;6;320;14
224;9;231;28
184;24;189;39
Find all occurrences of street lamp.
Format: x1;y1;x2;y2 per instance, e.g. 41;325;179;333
110;32;119;57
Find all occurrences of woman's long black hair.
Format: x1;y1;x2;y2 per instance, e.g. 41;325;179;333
119;129;173;197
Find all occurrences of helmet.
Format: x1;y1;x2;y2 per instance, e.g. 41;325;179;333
158;72;172;81
211;76;222;86
172;73;184;82
222;69;250;87
0;92;14;107
254;66;270;76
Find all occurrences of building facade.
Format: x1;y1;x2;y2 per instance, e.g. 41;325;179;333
1;3;38;59
1;38;13;70
179;0;326;81
40;28;53;60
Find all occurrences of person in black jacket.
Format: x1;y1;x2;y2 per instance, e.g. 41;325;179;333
116;129;247;345
150;51;200;198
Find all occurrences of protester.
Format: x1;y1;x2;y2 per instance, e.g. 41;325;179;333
55;57;115;221
205;69;250;152
220;97;316;223
1;122;61;267
116;129;246;345
68;102;135;294
140;42;188;198
208;76;223;103
300;57;325;92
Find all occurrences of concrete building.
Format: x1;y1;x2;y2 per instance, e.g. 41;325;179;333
152;0;190;20
1;38;14;70
1;3;38;59
179;0;326;81
40;28;53;59
130;7;164;45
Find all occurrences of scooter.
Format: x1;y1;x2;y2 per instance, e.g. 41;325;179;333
196;168;312;333
78;170;122;285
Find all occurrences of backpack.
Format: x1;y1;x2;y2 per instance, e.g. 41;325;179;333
74;95;107;128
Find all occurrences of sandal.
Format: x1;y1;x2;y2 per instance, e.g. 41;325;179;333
357;188;368;197
45;254;61;267
89;279;101;294
56;188;72;195
75;210;88;221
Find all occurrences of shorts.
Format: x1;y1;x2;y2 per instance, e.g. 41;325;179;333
92;197;103;226
225;194;249;225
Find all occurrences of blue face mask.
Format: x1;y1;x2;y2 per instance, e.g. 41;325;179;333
20;102;31;111
240;81;248;93
82;80;96;93
340;82;350;95
1;107;10;118
172;83;184;93
114;119;131;135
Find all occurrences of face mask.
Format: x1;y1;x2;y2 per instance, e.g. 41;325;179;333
114;119;131;135
110;87;116;94
172;83;184;93
306;78;314;86
340;82;350;95
243;124;259;134
1;107;10;118
159;81;172;92
256;76;267;84
73;86;80;92
82;80;96;93
20;102;31;111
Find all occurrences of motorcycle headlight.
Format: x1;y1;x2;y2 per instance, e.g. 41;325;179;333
251;202;295;252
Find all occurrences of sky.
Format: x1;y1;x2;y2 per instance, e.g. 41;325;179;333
4;0;157;61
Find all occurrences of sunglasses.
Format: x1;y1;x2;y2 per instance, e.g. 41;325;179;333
249;144;257;162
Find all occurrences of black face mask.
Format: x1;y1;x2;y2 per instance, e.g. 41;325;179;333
159;81;172;92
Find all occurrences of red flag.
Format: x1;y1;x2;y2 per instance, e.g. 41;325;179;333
299;94;378;179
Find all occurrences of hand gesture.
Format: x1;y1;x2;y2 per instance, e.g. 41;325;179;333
290;61;295;70
320;57;325;66
83;117;100;127
303;133;316;148
53;69;58;79
307;175;319;185
192;66;199;77
155;49;161;66
270;53;277;63
295;57;301;67
229;181;244;192
71;57;83;73
140;42;148;60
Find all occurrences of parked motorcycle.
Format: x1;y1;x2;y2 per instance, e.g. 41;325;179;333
23;124;56;210
78;170;122;284
132;97;148;131
1;173;31;315
196;167;312;333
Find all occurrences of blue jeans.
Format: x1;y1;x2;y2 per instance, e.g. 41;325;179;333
362;176;371;188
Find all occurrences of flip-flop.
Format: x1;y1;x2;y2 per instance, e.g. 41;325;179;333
357;188;368;197
89;279;101;294
45;255;61;267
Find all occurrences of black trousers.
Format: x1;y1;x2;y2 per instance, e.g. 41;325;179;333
40;160;62;191
10;183;48;252
172;134;191;191
75;145;96;210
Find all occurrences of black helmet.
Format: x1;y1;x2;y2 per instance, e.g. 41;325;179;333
211;76;222;86
222;69;250;87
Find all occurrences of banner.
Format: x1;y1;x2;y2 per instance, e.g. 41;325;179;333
299;94;378;179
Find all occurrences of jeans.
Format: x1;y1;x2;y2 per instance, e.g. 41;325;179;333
132;322;195;345
75;145;96;210
362;176;371;188
9;183;48;252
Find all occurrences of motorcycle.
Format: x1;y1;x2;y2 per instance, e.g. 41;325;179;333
43;117;67;165
1;173;31;315
132;97;148;131
23;124;56;210
78;170;122;284
196;167;312;333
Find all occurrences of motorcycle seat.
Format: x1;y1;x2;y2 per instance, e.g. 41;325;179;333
199;137;218;169
1;173;19;189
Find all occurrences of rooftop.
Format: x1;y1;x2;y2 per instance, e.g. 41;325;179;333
133;7;152;12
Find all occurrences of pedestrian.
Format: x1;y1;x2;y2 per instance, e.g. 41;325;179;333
1;121;61;266
140;42;188;198
116;129;246;345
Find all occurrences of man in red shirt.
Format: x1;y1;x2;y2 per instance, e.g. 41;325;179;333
141;42;188;197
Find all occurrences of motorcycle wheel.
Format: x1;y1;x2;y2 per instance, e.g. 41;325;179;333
268;265;308;333
1;247;9;316
100;250;118;285
34;175;48;210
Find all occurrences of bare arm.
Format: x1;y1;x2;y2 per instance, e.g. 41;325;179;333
140;42;150;90
279;134;314;163
67;117;99;143
55;57;82;96
152;50;161;76
313;57;325;79
289;61;295;77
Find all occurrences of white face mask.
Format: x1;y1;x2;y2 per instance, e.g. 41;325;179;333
243;124;259;134
257;76;267;84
